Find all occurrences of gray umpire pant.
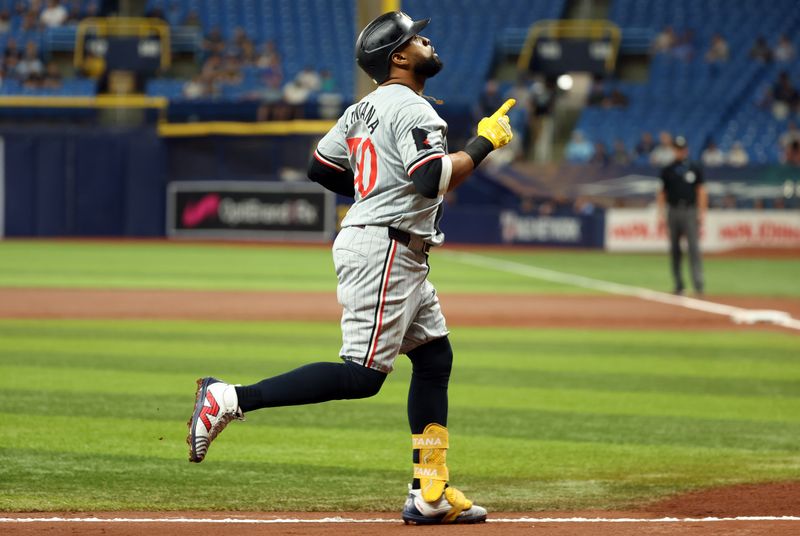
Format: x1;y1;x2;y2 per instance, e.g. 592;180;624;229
667;205;704;293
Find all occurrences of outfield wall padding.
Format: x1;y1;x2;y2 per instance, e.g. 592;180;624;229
1;126;166;237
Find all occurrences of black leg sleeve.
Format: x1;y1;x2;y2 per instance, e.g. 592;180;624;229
235;360;387;413
407;336;453;434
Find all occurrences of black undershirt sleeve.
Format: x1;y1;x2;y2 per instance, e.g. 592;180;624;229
307;156;355;198
410;157;442;199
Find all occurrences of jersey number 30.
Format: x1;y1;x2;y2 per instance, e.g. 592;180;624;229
346;137;377;197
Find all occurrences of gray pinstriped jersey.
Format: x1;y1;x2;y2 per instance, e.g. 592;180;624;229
314;84;449;246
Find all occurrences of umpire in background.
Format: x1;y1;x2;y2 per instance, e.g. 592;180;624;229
657;135;707;296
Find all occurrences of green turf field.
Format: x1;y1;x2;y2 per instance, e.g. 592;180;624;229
0;241;798;512
0;241;799;296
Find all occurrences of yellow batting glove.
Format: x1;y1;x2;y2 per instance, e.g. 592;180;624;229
477;98;515;149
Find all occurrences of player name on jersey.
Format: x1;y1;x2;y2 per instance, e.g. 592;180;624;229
344;101;380;134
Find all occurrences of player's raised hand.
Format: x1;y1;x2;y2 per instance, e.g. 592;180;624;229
477;98;516;149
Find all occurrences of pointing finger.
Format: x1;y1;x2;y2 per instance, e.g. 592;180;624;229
491;99;516;119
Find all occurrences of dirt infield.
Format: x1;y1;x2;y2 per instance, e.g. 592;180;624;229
5;482;800;532
3;480;800;536
2;287;800;331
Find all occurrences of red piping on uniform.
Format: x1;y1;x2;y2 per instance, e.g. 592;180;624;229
408;153;445;176
366;240;398;367
314;151;345;171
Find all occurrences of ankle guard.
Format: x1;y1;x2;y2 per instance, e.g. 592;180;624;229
412;423;450;503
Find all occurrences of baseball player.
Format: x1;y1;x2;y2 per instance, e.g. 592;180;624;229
187;11;514;525
657;135;706;296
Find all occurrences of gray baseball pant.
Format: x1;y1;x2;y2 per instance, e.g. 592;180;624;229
667;205;704;293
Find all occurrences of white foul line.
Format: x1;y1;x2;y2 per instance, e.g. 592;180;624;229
445;251;800;331
0;516;798;524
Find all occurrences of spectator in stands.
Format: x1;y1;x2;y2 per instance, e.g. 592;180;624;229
587;74;606;106
201;54;223;82
705;33;729;63
281;78;310;119
228;27;254;60
612;139;631;165
165;3;182;27
0;10;10;34
66;1;83;24
476;80;505;121
573;196;596;216
770;71;799;120
652;26;676;54
672;29;695;61
182;75;207;99
202;27;225;57
13;1;27;18
783;140;800;166
650;131;675;167
3;37;21;63
257;40;281;70
779;121;800;152
565;130;594;163
774;34;796;63
701;141;725;167
603;89;629;109
41;61;62;89
15;41;44;83
531;76;555;117
40;0;67;28
634;131;655;162
748;36;772;63
590;142;609;166
254;72;290;121
21;9;39;31
319;69;336;93
183;10;201;29
727;142;749;167
317;69;342;119
221;51;243;86
240;39;257;66
295;66;321;92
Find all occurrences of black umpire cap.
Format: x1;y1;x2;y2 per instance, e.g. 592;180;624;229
356;11;430;84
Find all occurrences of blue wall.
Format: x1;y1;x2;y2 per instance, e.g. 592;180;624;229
3;126;166;237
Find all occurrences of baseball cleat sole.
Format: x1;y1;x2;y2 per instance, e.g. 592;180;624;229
186;377;215;463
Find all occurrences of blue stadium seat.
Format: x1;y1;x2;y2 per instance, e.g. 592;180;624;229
576;0;800;163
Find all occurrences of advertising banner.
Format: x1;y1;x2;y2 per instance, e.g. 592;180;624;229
439;207;605;247
167;181;335;241
606;208;800;252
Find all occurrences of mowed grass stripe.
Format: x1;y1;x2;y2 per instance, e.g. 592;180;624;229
0;449;407;512
0;241;574;293
4;364;799;423
2;320;799;379
4;448;776;512
3;241;799;295
4;348;799;396
4;389;799;452
457;250;800;297
0;242;338;291
3;414;796;481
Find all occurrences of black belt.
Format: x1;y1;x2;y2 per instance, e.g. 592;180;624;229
388;227;431;253
354;225;431;253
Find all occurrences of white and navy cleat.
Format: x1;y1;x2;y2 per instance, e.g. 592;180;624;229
187;377;243;463
401;486;487;525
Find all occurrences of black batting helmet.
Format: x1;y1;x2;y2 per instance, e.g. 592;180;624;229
355;11;430;84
